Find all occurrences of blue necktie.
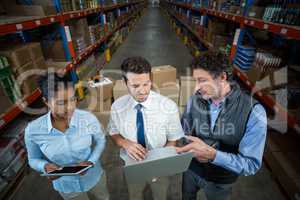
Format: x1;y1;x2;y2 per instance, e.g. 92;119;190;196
135;104;146;148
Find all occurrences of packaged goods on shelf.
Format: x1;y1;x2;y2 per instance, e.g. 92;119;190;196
88;25;102;45
212;35;231;50
0;84;13;114
0;45;31;70
74;37;88;55
1;149;26;181
0;67;22;103
0;56;9;69
42;40;67;62
60;0;75;11
1;0;56;16
241;49;283;84
263;4;300;26
234;45;256;71
247;6;265;19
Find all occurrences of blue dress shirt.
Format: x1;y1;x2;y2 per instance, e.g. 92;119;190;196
24;109;106;193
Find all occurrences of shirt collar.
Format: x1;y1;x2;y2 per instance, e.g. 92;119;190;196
130;90;154;110
46;109;78;133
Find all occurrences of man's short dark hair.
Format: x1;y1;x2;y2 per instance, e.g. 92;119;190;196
121;57;151;82
190;52;232;79
38;72;74;100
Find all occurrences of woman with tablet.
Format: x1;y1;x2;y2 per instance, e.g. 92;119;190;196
24;72;109;200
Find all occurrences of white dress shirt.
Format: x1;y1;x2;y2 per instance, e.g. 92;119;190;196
108;91;184;159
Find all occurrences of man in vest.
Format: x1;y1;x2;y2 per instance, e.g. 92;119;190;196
177;52;267;200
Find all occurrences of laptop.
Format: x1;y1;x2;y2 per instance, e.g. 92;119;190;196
123;146;193;184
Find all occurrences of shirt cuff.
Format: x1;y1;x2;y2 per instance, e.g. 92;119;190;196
88;158;97;165
38;160;49;173
211;150;229;167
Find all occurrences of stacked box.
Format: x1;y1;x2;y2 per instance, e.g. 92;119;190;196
94;112;110;133
151;65;177;88
0;45;31;71
42;40;67;62
179;76;196;114
86;77;114;113
153;80;180;105
113;79;128;100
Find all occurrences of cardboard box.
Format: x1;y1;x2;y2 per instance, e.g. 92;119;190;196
2;3;56;16
86;78;113;113
15;62;39;95
0;45;31;70
179;76;196;106
151;65;177;88
33;56;47;70
27;43;43;60
113;79;128;100
94;112;110;132
154;80;180;105
45;60;70;71
42;40;67;62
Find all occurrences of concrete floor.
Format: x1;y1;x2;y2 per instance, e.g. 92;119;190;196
11;5;286;200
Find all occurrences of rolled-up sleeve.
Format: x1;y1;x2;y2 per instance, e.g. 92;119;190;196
211;104;267;176
24;126;49;173
87;114;106;165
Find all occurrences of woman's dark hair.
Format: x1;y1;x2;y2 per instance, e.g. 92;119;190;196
190;52;232;79
38;72;74;100
121;56;151;82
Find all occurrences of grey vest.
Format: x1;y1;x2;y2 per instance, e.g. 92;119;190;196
184;83;258;184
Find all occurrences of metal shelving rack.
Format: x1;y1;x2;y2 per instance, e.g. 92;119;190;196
162;0;300;134
0;0;146;131
0;1;146;199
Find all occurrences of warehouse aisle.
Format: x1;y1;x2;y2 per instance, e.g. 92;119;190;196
11;5;285;200
103;5;193;78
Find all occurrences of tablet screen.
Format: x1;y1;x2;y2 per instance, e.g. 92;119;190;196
48;166;89;174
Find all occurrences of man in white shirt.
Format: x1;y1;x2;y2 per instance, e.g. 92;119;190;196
108;56;184;200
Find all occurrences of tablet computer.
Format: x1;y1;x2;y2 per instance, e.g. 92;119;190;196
41;165;93;176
